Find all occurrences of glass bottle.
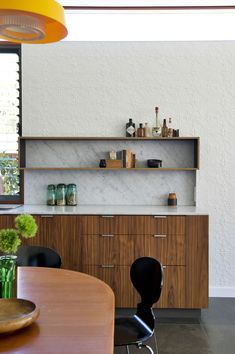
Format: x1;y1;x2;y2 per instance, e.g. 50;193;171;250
167;117;173;137
144;122;150;137
152;107;161;137
137;123;145;137
66;184;77;206
47;184;56;206
161;119;168;137
126;118;136;137
56;184;66;206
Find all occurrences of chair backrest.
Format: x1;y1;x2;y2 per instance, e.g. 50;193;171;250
130;257;163;330
16;245;62;268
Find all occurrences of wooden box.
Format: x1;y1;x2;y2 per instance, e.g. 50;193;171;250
105;159;122;168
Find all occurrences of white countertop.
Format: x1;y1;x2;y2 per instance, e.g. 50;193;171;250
0;204;208;215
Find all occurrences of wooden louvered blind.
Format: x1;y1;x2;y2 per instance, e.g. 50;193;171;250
0;46;22;203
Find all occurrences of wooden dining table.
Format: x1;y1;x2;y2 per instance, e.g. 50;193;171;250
0;267;115;354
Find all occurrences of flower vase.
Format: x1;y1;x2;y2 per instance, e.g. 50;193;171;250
0;255;17;298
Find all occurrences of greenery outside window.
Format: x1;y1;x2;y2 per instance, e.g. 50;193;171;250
0;45;22;204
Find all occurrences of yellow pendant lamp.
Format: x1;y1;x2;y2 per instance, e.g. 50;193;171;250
0;0;67;44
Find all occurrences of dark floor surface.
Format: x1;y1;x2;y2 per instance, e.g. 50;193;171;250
115;298;235;354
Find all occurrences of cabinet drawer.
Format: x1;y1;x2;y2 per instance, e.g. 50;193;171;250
135;234;185;265
81;265;186;308
80;234;135;265
129;216;185;235
156;266;186;308
129;216;167;235
98;216;129;235
81;265;135;307
77;216;99;235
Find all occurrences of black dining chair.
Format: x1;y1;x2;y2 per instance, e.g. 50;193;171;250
114;257;163;354
16;245;62;268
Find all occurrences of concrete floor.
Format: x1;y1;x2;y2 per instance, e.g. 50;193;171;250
115;298;235;354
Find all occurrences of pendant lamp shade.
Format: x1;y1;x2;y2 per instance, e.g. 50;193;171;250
0;0;67;44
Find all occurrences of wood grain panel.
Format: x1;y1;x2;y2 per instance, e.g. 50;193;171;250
22;216;81;271
185;216;208;308
1;267;114;354
77;216;99;235
156;266;186;308
56;216;81;270
82;265;135;307
167;216;185;235
99;216;130;234
0;215;15;228
150;216;167;235
129;216;153;234
134;234;185;265
80;234;135;265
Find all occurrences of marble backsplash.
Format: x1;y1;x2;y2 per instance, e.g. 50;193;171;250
25;140;195;168
24;170;195;205
24;140;196;205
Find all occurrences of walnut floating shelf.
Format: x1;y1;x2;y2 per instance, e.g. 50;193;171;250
19;136;199;141
19;136;200;170
20;167;197;171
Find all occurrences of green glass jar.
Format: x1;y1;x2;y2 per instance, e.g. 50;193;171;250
47;184;56;206
56;184;66;206
66;184;77;206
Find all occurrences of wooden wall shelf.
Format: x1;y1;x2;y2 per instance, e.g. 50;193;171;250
20;136;199;141
20;167;197;171
19;136;200;170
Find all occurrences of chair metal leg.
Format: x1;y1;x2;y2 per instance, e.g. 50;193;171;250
153;331;159;354
126;345;130;354
140;344;154;354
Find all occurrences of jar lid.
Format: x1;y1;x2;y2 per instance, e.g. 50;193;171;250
67;183;77;188
47;184;55;189
57;183;66;188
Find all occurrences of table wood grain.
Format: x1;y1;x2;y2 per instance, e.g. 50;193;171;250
0;267;115;354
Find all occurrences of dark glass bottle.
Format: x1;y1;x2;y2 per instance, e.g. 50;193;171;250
126;118;136;137
161;119;168;137
137;123;145;137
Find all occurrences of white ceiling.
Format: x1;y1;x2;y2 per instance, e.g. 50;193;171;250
59;1;235;7
60;1;235;41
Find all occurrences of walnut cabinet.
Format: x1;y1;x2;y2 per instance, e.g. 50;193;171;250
0;214;208;308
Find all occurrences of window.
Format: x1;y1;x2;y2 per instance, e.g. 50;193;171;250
0;45;22;204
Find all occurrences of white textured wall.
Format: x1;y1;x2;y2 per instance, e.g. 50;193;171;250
22;42;235;295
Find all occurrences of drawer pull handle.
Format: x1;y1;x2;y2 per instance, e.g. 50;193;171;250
153;234;167;238
153;215;167;219
100;265;115;268
101;215;114;218
41;215;54;218
100;234;114;237
162;266;167;269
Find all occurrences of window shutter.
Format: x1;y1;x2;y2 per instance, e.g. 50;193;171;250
0;48;21;201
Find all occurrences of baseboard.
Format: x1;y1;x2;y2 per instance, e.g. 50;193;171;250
209;287;235;297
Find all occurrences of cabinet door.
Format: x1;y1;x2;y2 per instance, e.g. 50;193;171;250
156;266;186;308
167;216;185;235
22;215;81;271
82;265;136;307
185;216;208;308
135;234;185;265
0;215;16;228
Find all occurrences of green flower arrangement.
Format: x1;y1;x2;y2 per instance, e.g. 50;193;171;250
0;214;38;254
